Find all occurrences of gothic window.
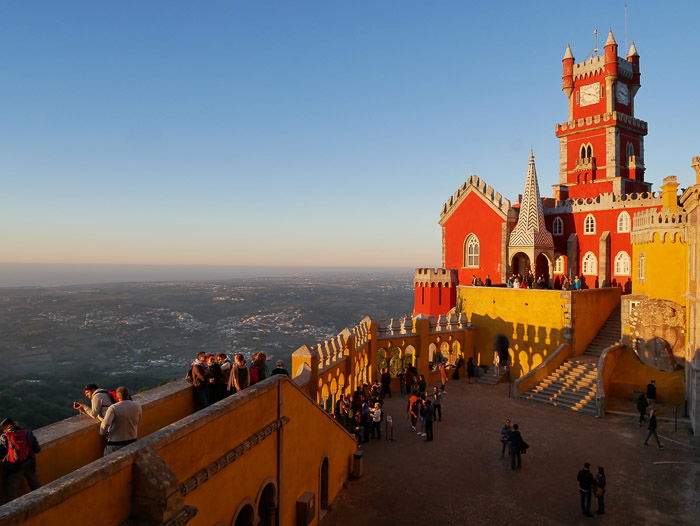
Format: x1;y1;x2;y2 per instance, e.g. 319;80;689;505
552;216;564;236
554;255;566;274
617;211;631;233
464;234;480;268
584;214;596;235
626;142;635;161
582;252;598;275
580;145;586;159
638;253;646;281
614;251;631;275
586;145;592;158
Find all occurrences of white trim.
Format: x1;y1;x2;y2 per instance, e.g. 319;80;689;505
617;211;631;233
584;214;596;235
614;251;631;276
464;234;480;268
582;251;598;275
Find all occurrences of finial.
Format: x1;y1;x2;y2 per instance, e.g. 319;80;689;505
563;43;574;60
628;41;638;57
529;149;535;162
605;29;616;46
593;28;599;56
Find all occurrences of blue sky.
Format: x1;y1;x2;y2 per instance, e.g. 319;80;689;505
1;1;698;267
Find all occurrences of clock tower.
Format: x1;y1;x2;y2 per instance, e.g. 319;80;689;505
554;31;650;199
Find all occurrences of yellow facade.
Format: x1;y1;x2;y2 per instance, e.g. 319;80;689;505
632;232;688;306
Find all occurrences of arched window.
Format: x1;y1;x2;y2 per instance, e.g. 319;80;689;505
614;251;631;275
580;145;586;159
586;144;592;158
638;253;646;281
552;217;564;236
582;252;598;275
584;214;596;235
464;234;480;268
626;142;634;161
617;211;631;233
554;255;566;274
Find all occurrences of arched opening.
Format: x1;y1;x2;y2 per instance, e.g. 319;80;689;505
377;348;388;373
450;341;462;365
320;458;329;511
586;145;592;158
234;504;255;526
257;483;277;526
404;345;416;370
511;252;530;277
535;253;550;286
389;348;403;376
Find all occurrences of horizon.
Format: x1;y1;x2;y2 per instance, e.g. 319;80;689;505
2;1;699;268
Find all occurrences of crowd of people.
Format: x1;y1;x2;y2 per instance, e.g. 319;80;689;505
506;271;550;289
186;351;289;409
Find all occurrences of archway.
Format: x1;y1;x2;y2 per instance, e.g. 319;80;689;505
511;252;530;277
234;504;255;526
320;458;329;511
389;348;403;376
535;253;550;287
257;483;277;526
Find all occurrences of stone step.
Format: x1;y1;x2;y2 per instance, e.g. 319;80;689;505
524;393;596;411
526;391;596;406
521;394;597;414
531;389;596;403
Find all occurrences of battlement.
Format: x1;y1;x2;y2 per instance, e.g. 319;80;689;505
414;267;459;286
631;208;687;243
546;190;662;214
440;174;511;222
555;111;648;134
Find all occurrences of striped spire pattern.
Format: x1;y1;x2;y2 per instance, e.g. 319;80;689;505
509;152;554;248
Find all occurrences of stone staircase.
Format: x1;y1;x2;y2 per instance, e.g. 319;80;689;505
520;310;621;415
478;369;507;385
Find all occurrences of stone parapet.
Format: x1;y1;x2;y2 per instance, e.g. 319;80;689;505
631;208;687;243
545;190;662;214
555;111;648;135
413;267;459;287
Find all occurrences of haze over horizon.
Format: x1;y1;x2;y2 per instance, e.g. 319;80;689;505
2;1;699;269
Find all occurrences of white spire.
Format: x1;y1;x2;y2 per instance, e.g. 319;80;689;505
508;153;554;249
563;43;574;60
628;41;638;57
605;29;617;46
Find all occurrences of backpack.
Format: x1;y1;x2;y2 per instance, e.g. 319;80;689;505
4;429;31;464
107;390;119;404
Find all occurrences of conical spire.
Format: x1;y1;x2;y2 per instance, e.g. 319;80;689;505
563;43;574;60
605;29;616;46
627;41;638;57
508;153;554;249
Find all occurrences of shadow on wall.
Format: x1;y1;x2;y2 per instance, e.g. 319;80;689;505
470;313;564;379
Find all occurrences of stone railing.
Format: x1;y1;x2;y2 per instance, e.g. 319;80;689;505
547;190;662;213
631;208;687;243
556;111;647;133
513;342;572;397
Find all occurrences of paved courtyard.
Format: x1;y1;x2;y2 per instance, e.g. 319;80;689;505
321;380;699;526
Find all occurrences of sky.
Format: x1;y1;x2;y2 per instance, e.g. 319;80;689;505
1;1;699;270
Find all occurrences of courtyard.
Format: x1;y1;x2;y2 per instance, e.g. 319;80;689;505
321;380;699;526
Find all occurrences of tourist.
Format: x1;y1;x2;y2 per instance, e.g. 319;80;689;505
431;386;443;422
594;466;606;515
561;276;571;290
216;353;233;391
407;391;421;431
577;462;595;517
507;423;525;470
422;399;434;441
72;383;114;421
361;402;371;443
467;357;476;384
250;351;268;385
513;276;520;288
417;374;427;394
573;275;582;290
207;354;225;403
0;417;41;501
228;353;250;393
452;357;463;380
398;368;407;396
380;368;392;398
637;392;649;426
190;352;211;409
405;367;415;394
643;409;664;448
439;362;448;391
271;359;289;376
371;402;382;440
646;379;656;409
499;418;512;458
99;387;142;456
485;274;492;286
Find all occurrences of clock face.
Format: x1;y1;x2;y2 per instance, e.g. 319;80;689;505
580;82;600;107
616;83;630;105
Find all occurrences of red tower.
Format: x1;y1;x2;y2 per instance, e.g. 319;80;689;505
553;32;649;200
413;268;458;316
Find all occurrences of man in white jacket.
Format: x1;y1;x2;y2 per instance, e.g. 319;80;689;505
99;387;142;456
73;383;113;420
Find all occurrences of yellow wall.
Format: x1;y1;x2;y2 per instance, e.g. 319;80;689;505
458;287;620;379
603;346;685;404
633;235;688;305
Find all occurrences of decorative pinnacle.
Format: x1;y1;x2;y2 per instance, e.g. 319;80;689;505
563;43;574;60
628;41;639;57
529;149;535;162
605;29;616;46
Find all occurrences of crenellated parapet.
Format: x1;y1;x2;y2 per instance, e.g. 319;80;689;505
631;208;687;244
555;111;648;134
440;175;511;224
414;267;459;287
545;190;662;214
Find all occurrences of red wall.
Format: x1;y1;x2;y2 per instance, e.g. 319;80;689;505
413;284;457;316
442;191;506;285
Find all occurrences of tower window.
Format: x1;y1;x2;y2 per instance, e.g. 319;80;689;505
586;145;592;158
617;211;631;233
580;145;586;159
552;217;564;236
554;255;566;274
584;214;596;234
638;253;646;281
582;252;598;275
614;251;631;275
464;234;480;268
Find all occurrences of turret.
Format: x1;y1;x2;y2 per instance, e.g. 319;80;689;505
692;156;700;185
562;44;574;98
627;41;641;96
661;176;680;212
604;30;618;77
